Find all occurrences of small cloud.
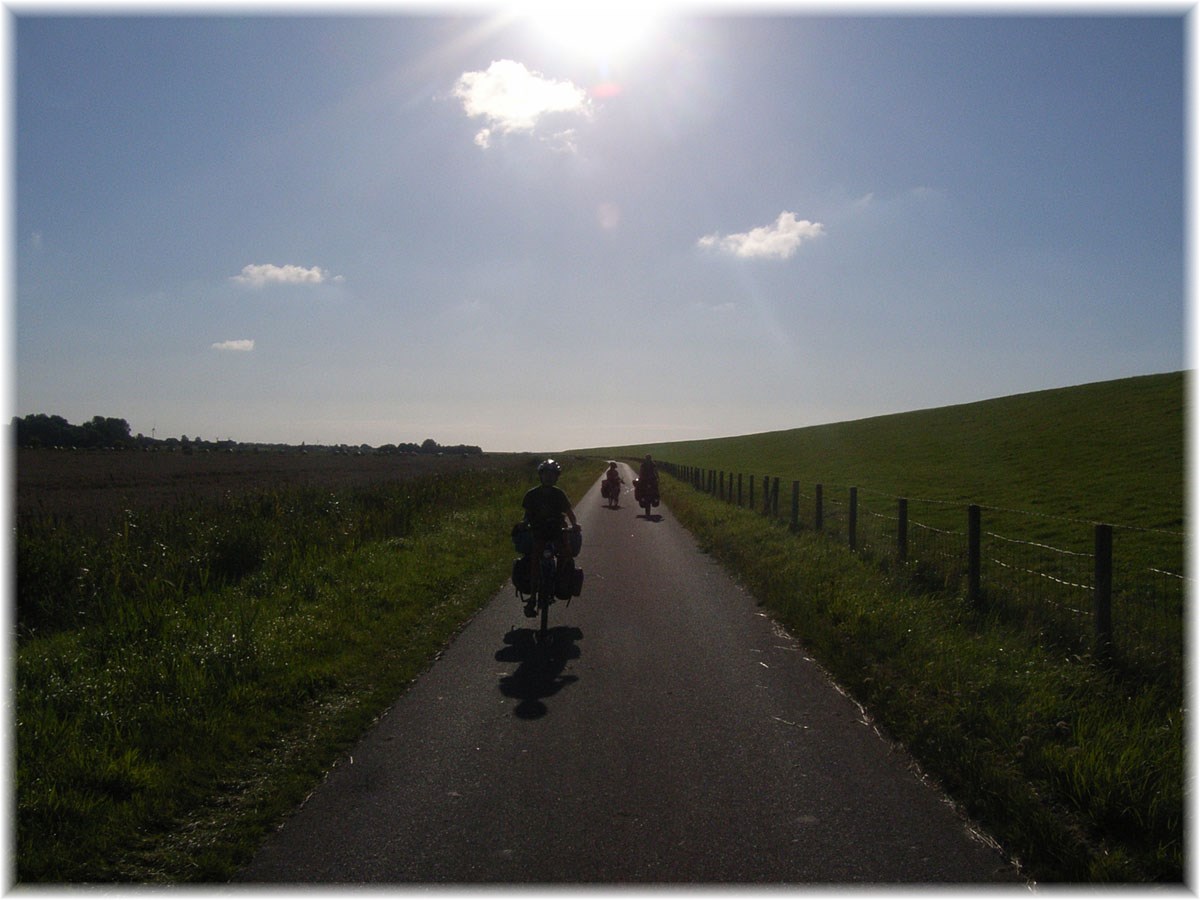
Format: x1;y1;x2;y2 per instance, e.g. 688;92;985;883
232;263;340;288
597;202;620;231
212;339;255;352
698;212;825;260
453;59;591;148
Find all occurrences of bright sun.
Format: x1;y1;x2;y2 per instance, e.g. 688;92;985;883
527;5;660;61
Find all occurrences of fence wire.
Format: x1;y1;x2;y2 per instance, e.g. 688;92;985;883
666;463;1185;688
981;530;1094;653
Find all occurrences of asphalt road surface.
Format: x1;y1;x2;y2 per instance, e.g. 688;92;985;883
237;463;1025;885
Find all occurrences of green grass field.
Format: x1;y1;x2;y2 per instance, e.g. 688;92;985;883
582;371;1184;554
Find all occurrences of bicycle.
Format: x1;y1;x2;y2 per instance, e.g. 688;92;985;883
532;540;559;641
512;524;583;644
633;477;660;517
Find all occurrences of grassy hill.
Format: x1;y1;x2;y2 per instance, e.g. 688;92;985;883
578;371;1185;571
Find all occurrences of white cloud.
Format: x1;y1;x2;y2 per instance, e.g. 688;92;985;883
232;263;341;287
453;59;590;148
212;339;255;352
597;202;621;231
698;212;825;260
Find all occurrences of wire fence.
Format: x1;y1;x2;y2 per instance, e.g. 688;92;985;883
665;462;1185;690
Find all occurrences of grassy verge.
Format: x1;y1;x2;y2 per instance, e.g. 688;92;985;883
16;456;597;882
658;473;1182;883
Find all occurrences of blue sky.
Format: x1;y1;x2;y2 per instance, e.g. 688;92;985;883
12;8;1187;452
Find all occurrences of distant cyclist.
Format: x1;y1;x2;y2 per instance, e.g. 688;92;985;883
602;461;623;508
638;454;658;492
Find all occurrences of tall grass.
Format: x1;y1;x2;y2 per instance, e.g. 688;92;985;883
16;456;596;882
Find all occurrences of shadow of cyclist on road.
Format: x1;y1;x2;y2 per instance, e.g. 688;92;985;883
496;625;583;719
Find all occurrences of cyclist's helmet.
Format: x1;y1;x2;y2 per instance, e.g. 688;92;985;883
538;458;562;476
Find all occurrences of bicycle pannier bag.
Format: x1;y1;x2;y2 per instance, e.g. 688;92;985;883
511;555;532;594
511;522;532;555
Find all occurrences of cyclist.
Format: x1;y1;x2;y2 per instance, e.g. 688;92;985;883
521;459;580;617
638;454;659;491
602;461;623;508
635;454;659;508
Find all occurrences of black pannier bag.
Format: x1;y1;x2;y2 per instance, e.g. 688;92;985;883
555;558;583;599
511;522;532;556
511;555;532;594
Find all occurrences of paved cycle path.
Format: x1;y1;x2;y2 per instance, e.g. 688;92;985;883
238;463;1024;884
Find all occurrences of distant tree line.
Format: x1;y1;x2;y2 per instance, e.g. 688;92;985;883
10;413;483;456
13;414;133;449
375;438;483;456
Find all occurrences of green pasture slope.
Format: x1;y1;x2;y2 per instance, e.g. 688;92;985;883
592;371;1184;529
588;371;1185;569
577;371;1186;882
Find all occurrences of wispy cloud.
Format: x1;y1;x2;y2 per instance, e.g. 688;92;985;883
698;212;825;260
212;339;255;352
232;263;342;288
453;59;591;149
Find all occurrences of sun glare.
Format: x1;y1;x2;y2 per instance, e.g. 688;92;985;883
526;5;660;62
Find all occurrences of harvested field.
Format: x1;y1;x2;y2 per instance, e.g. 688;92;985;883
15;448;530;528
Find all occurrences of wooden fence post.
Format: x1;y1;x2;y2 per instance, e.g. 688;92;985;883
897;498;908;562
1094;523;1113;662
849;487;858;551
771;477;780;518
791;481;799;531
968;505;982;608
815;484;823;532
737;474;743;507
749;476;755;510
